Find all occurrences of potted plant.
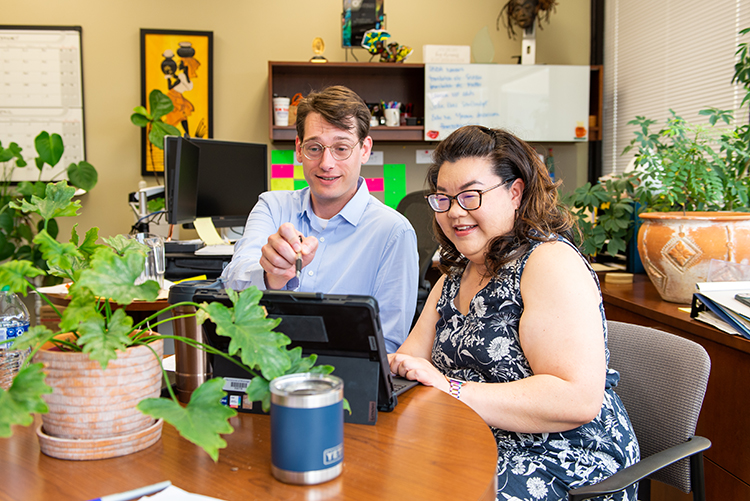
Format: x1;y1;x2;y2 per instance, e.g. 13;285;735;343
565;28;750;303
562;172;638;260
131;89;182;177
0;181;336;461
0;132;97;268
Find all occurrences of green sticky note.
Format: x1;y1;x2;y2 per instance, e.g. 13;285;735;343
384;190;407;209
272;150;295;164
294;179;309;190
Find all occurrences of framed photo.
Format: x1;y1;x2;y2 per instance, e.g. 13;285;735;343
139;29;213;175
342;0;384;48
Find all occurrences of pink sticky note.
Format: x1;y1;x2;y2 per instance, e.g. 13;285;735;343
272;164;295;178
365;178;385;192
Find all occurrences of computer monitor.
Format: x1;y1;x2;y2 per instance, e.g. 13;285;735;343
164;136;269;229
165;136;200;225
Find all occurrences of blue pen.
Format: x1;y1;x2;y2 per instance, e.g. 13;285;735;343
86;480;171;501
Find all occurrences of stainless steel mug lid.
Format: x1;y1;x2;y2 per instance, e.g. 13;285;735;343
270;373;343;408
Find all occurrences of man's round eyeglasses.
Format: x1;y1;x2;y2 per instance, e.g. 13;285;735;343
425;180;512;213
301;141;359;161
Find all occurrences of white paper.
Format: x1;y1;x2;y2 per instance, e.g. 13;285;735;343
140;485;227;501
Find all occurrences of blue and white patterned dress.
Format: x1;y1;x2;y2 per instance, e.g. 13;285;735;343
432;236;640;501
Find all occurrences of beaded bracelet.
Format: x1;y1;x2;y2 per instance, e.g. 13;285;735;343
446;376;465;400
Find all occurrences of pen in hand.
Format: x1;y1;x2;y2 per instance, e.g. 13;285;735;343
295;235;303;279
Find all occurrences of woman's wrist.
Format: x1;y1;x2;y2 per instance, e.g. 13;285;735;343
444;375;466;400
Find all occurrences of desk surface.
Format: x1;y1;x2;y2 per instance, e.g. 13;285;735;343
0;386;497;501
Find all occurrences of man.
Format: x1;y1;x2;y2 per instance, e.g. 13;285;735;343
221;85;418;352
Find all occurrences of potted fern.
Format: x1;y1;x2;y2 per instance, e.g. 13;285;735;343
0;181;334;461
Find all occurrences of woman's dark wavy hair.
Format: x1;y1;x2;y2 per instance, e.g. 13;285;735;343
427;125;575;276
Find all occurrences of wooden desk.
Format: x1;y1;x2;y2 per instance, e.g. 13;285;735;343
601;274;750;501
0;386;497;501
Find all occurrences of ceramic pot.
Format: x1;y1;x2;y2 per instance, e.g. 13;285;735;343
33;339;164;460
637;211;750;303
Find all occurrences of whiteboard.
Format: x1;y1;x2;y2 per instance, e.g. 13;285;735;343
424;64;590;142
0;26;85;182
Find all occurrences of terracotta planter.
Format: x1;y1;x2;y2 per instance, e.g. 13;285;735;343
33;339;164;460
637;211;750;303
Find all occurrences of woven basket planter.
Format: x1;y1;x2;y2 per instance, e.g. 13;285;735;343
33;339;164;460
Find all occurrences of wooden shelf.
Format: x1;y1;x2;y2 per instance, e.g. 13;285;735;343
268;61;426;142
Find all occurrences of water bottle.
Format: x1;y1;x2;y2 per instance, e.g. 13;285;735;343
546;147;556;182
0;288;31;390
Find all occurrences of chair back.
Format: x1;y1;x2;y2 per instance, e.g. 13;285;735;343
607;321;710;493
396;191;439;288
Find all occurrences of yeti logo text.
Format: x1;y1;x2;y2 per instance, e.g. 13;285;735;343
323;444;343;465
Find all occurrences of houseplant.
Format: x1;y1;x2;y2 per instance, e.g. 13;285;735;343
0;181;335;461
131;89;182;177
565;29;750;302
0;132;97;267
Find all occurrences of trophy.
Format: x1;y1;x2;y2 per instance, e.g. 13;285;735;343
310;37;328;63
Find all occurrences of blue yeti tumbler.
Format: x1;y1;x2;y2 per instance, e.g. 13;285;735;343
270;373;344;485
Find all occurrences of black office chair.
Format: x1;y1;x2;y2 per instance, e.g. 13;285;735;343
568;321;711;501
396;190;439;326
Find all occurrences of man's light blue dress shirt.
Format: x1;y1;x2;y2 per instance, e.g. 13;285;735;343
220;178;419;352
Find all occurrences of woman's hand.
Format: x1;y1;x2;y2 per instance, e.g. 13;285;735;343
388;353;448;390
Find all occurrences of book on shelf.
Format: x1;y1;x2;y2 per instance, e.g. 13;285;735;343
690;281;750;339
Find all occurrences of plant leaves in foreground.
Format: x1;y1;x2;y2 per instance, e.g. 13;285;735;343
137;377;236;461
0;364;52;437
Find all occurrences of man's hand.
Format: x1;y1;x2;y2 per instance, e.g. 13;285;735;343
260;223;318;290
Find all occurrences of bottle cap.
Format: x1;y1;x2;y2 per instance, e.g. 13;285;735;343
1;286;8;292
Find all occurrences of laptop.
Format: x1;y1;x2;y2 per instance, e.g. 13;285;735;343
182;285;419;425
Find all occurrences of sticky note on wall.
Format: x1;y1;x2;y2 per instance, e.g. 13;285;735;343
383;164;407;208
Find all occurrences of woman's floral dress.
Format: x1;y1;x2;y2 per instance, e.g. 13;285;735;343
432;237;640;501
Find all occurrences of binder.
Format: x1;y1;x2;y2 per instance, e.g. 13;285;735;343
691;292;750;339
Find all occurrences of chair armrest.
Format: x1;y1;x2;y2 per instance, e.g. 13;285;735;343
567;436;711;501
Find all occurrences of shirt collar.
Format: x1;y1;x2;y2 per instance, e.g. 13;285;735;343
302;177;369;227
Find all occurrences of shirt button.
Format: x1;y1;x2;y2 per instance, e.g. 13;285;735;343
308;271;314;276
319;237;325;242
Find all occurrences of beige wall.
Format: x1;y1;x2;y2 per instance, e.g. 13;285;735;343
5;0;590;239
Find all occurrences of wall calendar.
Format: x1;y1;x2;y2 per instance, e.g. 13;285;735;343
0;26;85;182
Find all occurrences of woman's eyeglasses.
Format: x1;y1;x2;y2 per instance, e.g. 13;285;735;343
301;141;359;161
425;179;512;213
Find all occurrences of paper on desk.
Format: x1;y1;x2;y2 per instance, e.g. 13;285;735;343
140;485;227;501
696;281;750;319
193;217;227;246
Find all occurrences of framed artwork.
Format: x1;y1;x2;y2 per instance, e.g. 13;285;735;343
139;29;213;175
342;0;384;48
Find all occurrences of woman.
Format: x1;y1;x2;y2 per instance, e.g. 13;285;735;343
389;126;639;500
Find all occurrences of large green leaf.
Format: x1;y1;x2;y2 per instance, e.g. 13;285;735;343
0;260;45;294
9;181;80;222
198;288;288;379
137;377;236;461
57;287;99;334
76;308;134;369
0;364;52;437
10;325;57;352
34;132;64;169
130;112;151;127
76;248;159;305
148;89;175;120
104;234;148;256
149;120;181;151
67;161;98;192
33;228;83;272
